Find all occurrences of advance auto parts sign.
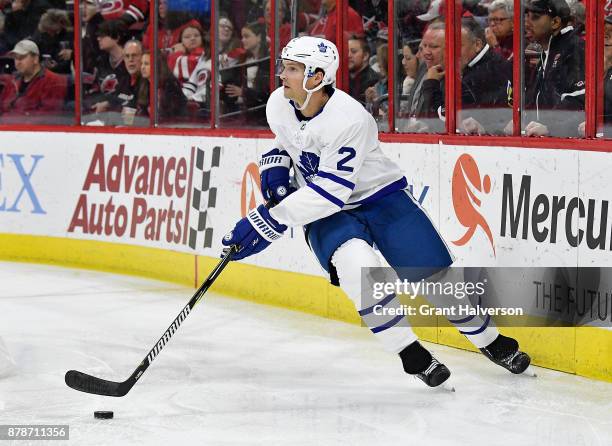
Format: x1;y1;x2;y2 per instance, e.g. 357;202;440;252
67;142;221;253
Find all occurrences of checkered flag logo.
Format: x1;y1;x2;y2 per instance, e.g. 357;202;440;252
188;146;221;249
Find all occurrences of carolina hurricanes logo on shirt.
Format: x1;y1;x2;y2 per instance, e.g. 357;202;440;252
297;152;320;183
100;74;119;93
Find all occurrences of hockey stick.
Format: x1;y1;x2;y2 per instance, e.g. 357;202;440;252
65;245;238;397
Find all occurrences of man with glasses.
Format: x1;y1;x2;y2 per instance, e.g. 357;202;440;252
523;0;585;137
485;0;514;61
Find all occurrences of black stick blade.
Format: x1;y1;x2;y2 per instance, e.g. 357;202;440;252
65;370;130;397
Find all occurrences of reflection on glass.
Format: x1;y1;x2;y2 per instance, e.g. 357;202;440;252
522;1;585;138
0;8;74;125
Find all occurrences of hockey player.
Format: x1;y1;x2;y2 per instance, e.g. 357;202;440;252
222;36;531;387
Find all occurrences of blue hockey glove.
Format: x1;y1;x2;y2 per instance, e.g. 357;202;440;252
222;204;287;260
259;148;296;203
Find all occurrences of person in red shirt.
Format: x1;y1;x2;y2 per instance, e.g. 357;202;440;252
309;0;364;43
0;39;68;123
166;22;207;86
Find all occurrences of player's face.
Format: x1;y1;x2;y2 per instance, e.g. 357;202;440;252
279;60;307;101
421;29;445;69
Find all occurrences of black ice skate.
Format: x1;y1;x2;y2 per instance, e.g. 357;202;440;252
399;341;451;388
480;334;531;374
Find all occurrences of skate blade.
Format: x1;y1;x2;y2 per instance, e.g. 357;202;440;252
523;366;537;378
441;380;456;392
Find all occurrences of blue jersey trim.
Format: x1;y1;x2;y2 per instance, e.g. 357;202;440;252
371;314;405;333
459;314;491;335
359;293;396;316
317;171;356;190
307;182;344;208
347;177;408;206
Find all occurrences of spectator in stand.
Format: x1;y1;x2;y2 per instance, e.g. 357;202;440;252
417;0;445;25
401;22;445;133
459;17;512;135
568;0;585;38
0;11;11;55
365;43;389;123
224;20;270;127
0;39;68;123
485;0;513;61
3;0;52;49
136;51;186;122
347;35;379;107
119;38;143;125
31;9;72;75
83;20;129;118
309;0;364;43
522;0;585;137
143;0;202;52
81;0;104;76
401;38;422;97
218;13;242;68
350;0;388;43
167;22;206;86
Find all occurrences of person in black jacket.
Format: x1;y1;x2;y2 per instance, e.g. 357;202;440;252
347;35;380;107
417;19;513;135
3;0;51;49
523;0;585;137
459;17;513;135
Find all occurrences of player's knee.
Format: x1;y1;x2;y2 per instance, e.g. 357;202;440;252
331;238;380;286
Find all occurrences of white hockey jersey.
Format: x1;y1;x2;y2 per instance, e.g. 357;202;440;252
266;87;407;227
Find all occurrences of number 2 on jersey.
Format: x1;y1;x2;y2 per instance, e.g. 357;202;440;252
337;147;356;172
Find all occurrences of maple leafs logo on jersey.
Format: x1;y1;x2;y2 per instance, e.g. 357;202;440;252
297;151;320;182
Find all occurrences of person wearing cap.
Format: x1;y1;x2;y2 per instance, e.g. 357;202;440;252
417;0;445;25
0;39;68;122
522;0;585;137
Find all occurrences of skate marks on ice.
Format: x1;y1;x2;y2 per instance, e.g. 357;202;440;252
0;261;610;445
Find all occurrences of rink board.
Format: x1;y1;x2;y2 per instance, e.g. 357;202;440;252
0;132;610;382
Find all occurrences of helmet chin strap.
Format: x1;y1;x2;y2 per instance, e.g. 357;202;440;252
295;69;326;111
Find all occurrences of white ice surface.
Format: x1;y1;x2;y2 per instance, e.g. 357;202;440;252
0;261;610;446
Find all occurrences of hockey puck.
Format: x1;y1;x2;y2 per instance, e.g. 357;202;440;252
94;411;113;419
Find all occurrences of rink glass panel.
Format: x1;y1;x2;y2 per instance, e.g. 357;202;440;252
457;2;514;137
393;0;446;135
520;0;586;138
215;0;270;129
155;0;212;128
0;3;75;125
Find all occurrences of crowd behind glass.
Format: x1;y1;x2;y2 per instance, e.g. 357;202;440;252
0;0;609;138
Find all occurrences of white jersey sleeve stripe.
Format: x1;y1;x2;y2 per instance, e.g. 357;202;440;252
307;183;344;207
317;170;355;190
